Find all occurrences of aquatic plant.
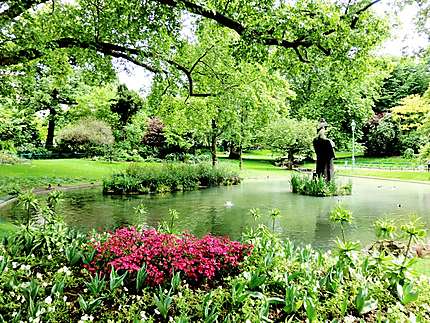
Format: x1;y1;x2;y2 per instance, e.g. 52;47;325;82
290;173;352;196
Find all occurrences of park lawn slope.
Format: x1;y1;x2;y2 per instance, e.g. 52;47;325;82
0;159;132;196
337;169;430;182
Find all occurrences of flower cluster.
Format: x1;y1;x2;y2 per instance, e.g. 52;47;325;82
84;227;252;285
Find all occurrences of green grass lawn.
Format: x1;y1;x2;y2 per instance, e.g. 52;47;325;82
219;157;291;178
1;153;429;197
0;159;132;196
0;159;128;178
337;169;430;182
0;157;291;196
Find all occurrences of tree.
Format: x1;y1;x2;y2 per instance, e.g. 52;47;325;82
151;22;292;166
362;114;401;156
392;94;430;131
375;58;430;113
263;118;315;168
0;0;394;158
110;84;145;128
1;0;389;100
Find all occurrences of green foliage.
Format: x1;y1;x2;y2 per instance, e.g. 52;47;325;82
86;274;107;296
110;84;145;128
397;282;418;305
419;142;430;162
136;265;147;292
402;147;415;159
57;118;114;156
1;211;430;321
329;204;353;226
0;152;23;165
109;267;127;292
392;94;430;131
376;59;430;113
355;287;378;315
290;174;352;197
103;162;240;194
374;218;397;240
363;114;401;157
0;108;42;152
263;119;315;163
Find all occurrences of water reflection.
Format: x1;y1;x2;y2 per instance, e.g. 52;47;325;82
1;177;429;249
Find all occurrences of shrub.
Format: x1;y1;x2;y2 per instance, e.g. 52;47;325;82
0;151;23;164
400;131;426;153
419;142;430;162
103;162;241;194
84;227;252;286
57;118;114;156
363;114;401;156
402;147;415;159
290;173;352;196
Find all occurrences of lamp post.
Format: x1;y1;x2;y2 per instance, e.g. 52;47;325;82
351;119;356;170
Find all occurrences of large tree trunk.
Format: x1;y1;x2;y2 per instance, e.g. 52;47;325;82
287;151;294;170
228;143;241;159
45;107;57;150
210;119;217;166
239;144;243;170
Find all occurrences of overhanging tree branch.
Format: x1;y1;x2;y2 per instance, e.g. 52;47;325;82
154;0;381;55
1;0;49;23
0;37;216;98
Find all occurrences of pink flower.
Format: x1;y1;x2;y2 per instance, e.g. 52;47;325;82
83;227;252;286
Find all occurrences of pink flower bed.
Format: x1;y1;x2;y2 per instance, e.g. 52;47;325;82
84;227;252;285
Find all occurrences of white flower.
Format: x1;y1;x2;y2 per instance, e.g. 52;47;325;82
63;296;68;302
12;262;18;269
344;315;357;323
79;314;94;322
36;273;43;280
20;264;31;271
154;308;160;315
0;256;3;261
47;255;52;260
44;296;53;305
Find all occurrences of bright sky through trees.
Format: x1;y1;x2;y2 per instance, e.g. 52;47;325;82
116;2;428;94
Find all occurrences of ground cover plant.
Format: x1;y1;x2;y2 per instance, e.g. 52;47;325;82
103;162;241;194
0;193;429;322
290;173;352;196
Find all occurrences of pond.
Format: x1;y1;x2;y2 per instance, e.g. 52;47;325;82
1;177;429;249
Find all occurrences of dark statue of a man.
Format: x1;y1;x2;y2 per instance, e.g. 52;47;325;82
313;118;335;181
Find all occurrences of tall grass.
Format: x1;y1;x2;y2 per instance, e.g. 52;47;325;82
103;162;241;194
290;173;352;196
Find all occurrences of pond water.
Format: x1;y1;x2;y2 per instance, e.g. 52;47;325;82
1;177;430;249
